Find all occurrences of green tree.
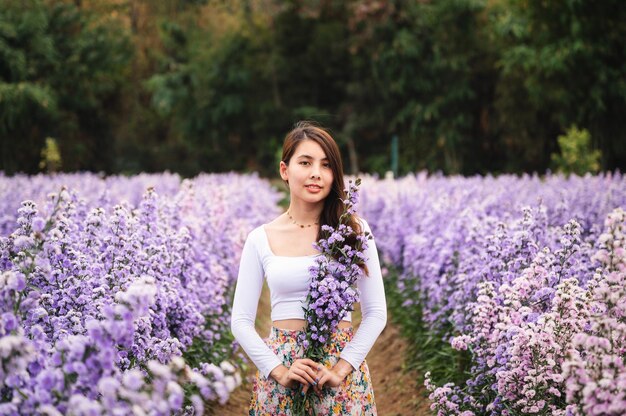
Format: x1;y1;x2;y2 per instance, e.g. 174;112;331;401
551;126;601;175
3;0;625;176
345;0;495;175
39;137;62;172
145;16;278;176
144;0;356;177
491;0;626;171
0;0;132;174
0;2;58;173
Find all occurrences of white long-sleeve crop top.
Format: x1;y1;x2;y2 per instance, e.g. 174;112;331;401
230;218;387;378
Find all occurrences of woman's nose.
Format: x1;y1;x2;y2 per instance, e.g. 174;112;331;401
310;164;321;178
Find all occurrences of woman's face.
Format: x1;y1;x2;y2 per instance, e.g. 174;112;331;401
280;139;334;205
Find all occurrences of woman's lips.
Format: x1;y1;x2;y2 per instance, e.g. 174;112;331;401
305;185;322;192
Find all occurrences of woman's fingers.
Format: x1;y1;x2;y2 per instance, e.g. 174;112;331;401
313;377;322;394
315;370;332;389
289;372;309;386
292;366;316;385
294;359;322;381
298;359;322;377
301;365;318;381
288;359;335;393
301;358;321;369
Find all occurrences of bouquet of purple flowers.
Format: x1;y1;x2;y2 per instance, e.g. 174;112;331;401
293;178;372;413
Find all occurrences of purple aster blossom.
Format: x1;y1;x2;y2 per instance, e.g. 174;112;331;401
0;172;280;412
0;333;35;389
1;312;18;334
358;173;626;414
98;376;120;398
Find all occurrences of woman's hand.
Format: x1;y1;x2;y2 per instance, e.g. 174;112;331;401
310;359;354;394
269;359;321;389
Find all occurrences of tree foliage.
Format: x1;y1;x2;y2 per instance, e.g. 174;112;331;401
1;0;624;176
0;0;132;174
491;0;626;172
551;126;601;176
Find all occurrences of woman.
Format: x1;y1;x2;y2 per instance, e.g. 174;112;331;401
231;122;387;415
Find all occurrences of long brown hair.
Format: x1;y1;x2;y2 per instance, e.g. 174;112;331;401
281;121;368;274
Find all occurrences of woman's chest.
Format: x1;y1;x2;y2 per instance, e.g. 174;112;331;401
265;228;319;257
264;257;316;296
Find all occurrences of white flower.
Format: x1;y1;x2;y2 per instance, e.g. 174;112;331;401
224;375;236;392
219;361;236;374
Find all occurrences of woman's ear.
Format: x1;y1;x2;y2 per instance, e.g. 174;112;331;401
279;161;288;182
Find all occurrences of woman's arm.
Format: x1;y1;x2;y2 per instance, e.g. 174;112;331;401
337;218;388;372
231;228;322;387
230;230;283;378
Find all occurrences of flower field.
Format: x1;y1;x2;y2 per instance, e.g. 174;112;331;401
0;172;281;414
3;170;626;415
359;172;626;415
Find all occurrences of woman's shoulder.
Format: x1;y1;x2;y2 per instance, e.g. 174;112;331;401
257;213;293;239
246;214;283;243
245;223;266;245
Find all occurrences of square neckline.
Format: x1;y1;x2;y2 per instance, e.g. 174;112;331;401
261;225;321;258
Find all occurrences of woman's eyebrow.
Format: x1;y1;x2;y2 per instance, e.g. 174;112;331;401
297;154;329;161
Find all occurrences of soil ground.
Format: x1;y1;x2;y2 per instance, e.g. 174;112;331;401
214;283;432;415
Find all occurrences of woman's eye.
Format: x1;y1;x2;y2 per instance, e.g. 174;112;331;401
299;161;329;168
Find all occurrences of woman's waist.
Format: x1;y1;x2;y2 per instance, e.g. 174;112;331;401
272;318;352;331
268;321;354;348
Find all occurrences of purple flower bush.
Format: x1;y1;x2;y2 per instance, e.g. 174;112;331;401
0;172;183;237
0;173;281;414
563;208;626;415
358;172;626;415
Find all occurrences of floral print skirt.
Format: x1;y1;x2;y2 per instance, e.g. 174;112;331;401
249;326;377;415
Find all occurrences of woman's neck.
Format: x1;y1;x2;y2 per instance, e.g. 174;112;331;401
286;201;323;224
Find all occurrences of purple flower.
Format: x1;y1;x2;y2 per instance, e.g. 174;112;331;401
36;368;62;391
0;173;275;412
98;376;120;398
359;173;626;414
1;312;18;334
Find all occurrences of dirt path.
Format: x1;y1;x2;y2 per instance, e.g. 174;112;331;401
214;283;431;415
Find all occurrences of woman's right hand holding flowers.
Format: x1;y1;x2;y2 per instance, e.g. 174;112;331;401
270;359;321;389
